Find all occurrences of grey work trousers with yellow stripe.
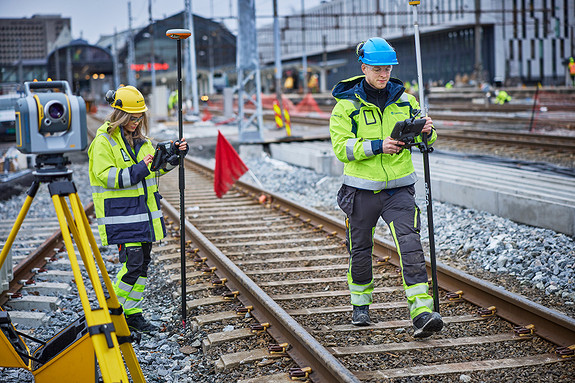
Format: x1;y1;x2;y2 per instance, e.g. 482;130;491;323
337;184;435;319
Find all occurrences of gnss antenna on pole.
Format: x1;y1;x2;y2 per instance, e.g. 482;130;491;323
166;28;191;328
409;0;440;314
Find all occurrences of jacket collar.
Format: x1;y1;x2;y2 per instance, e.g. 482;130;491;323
332;75;406;108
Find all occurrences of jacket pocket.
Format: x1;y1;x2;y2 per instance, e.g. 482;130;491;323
337;184;356;216
104;196;145;217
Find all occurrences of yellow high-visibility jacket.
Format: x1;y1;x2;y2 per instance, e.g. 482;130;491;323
330;76;436;190
88;122;172;246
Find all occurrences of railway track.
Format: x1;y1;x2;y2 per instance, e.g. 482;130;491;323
1;115;574;381
248;108;575;168
227;105;575;156
151;158;575;382
254;98;575;130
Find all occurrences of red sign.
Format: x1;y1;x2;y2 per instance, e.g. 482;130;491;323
131;63;170;71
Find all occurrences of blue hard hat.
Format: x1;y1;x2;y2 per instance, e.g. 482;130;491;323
357;37;398;66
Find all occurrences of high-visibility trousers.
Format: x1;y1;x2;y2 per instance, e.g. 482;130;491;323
337;184;434;319
113;242;153;316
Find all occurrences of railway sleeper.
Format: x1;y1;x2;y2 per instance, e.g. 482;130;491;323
353;353;568;380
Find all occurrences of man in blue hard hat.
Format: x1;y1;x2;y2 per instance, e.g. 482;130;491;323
329;37;443;338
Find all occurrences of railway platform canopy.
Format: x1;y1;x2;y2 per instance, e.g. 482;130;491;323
46;40;114;104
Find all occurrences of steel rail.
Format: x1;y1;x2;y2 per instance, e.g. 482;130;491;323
440;130;575;152
160;198;361;383
235;107;575;130
182;158;575;349
0;202;95;307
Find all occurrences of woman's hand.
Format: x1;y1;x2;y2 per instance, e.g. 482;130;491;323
143;154;154;165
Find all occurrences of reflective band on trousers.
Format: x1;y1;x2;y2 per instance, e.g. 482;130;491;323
115;276;147;312
405;282;434;318
347;271;374;306
389;219;434;318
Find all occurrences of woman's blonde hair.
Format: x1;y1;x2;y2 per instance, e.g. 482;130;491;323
107;109;149;147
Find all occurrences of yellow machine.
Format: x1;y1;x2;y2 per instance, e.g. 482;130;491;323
0;154;145;382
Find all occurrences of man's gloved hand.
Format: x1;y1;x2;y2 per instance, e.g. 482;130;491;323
175;138;189;157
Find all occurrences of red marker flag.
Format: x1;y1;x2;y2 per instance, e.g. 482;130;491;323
214;131;248;198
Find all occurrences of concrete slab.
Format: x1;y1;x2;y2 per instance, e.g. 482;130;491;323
264;141;575;236
5;310;49;328
269;142;342;176
5;295;60;312
411;151;575;236
22;282;72;296
35;270;75;282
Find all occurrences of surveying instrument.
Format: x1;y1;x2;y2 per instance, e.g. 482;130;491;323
409;0;440;313
166;28;191;327
0;81;145;382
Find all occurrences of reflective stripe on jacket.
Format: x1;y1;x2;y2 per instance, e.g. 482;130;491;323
88;122;168;246
330;76;437;190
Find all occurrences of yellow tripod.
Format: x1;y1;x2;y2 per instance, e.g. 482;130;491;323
0;154;145;382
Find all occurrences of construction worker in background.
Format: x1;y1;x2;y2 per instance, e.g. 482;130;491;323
88;86;188;334
495;89;512;105
568;57;575;86
329;37;443;338
404;81;412;94
284;70;295;92
308;74;319;93
168;90;178;117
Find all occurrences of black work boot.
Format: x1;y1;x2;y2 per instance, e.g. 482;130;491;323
412;311;443;338
351;305;371;326
126;313;159;334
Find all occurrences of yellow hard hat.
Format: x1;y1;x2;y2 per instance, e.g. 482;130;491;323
105;86;148;113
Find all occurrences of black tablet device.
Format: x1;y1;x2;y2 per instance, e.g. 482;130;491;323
390;118;426;146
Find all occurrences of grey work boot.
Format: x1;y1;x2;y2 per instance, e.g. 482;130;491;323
351;305;371;326
412;311;443;338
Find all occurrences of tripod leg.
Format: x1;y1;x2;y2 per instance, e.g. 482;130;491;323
0;180;40;269
51;193;131;383
69;193;146;382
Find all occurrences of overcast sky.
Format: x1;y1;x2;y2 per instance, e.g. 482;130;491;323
1;0;325;44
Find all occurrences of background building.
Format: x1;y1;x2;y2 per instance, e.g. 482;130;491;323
0;15;71;90
1;1;573;98
257;0;575;91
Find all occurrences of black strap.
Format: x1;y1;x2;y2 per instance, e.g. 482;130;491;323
88;323;116;348
109;306;124;316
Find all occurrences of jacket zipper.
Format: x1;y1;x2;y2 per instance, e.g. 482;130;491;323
375;107;389;188
122;132;155;242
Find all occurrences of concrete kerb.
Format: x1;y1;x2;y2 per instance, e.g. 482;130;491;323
259;141;575;237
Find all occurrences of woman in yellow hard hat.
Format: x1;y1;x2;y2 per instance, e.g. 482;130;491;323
88;85;187;333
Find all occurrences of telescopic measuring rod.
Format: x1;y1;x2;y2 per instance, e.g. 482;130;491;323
166;27;191;328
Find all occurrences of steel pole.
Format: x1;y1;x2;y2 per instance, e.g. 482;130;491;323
166;29;192;327
177;38;187;327
273;0;286;128
410;0;440;314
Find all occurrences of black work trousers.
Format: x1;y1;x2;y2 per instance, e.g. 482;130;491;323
337;184;432;315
